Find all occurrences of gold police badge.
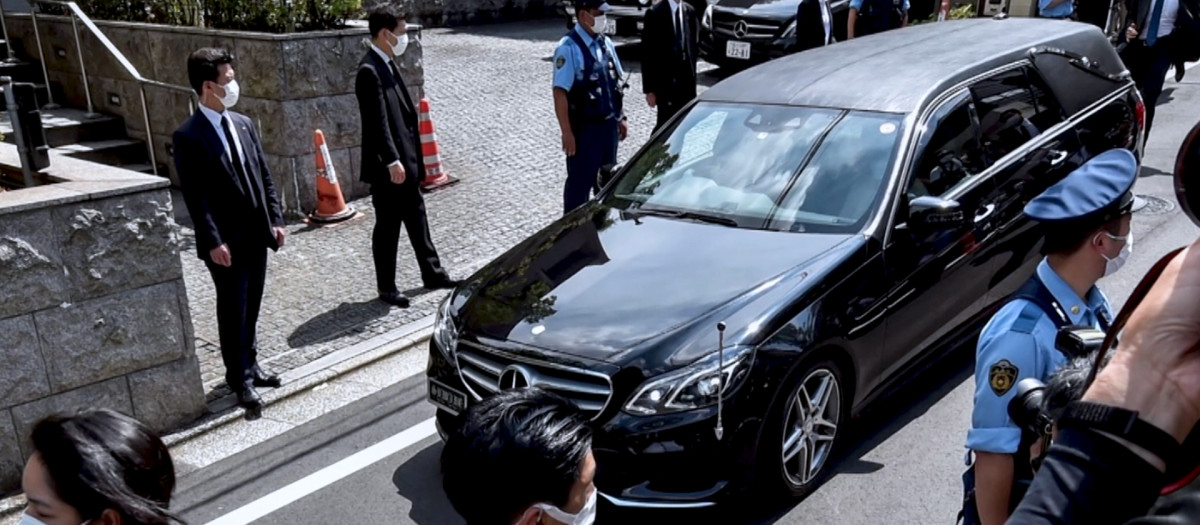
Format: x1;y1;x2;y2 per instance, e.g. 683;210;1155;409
556;56;566;69
989;359;1018;396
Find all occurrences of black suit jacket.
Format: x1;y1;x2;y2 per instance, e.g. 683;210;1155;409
796;0;834;52
173;110;283;261
642;0;698;101
356;50;424;187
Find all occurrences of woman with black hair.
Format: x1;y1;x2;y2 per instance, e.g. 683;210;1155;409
19;409;182;525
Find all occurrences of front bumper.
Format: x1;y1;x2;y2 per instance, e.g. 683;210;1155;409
426;340;767;507
699;26;796;68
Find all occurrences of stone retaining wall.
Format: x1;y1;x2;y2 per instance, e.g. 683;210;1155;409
3;14;428;218
0;147;204;493
367;0;564;26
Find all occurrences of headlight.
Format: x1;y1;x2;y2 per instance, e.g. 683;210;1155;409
624;346;753;416
433;295;459;359
702;5;714;29
782;20;797;37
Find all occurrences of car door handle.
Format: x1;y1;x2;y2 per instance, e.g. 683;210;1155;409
974;203;996;223
1046;149;1070;167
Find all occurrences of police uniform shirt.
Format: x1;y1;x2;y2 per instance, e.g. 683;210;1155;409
552;23;626;93
966;258;1114;455
849;0;910;13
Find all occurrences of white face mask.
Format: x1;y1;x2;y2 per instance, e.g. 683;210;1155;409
589;14;608;34
533;488;596;525
389;32;409;56
19;511;89;525
1100;231;1133;277
214;79;239;109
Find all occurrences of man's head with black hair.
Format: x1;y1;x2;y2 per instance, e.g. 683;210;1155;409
442;388;596;525
367;5;408;56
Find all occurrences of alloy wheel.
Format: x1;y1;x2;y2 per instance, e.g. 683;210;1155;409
780;368;841;487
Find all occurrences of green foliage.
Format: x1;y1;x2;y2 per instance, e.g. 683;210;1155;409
70;0;363;33
912;2;978;24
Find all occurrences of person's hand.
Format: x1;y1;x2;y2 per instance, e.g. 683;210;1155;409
1126;22;1139;41
563;130;577;157
618;120;628;141
274;227;286;248
1085;240;1200;443
209;244;232;267
646;93;657;107
389;163;406;184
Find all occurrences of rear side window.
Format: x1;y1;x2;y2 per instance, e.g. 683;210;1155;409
970;68;1046;164
908;96;985;200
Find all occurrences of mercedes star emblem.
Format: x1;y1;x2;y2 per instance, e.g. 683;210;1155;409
734;21;749;39
498;365;532;390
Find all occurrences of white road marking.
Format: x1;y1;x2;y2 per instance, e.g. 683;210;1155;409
203;418;438;525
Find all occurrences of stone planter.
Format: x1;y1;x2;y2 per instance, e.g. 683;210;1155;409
0;145;204;493
3;14;428;218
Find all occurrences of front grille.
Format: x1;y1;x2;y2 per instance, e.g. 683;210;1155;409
456;341;614;420
712;11;783;39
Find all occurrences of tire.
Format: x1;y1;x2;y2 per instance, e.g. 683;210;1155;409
754;358;848;499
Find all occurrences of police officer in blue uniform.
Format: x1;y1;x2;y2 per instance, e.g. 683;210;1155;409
963;149;1138;525
553;0;628;214
847;0;908;39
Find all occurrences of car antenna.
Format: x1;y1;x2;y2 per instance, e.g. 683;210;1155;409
715;321;727;441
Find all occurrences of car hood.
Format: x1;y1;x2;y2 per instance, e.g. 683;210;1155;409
714;0;802;19
458;207;854;363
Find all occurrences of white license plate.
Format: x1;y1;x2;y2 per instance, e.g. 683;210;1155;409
726;40;751;60
605;20;617;35
428;378;468;414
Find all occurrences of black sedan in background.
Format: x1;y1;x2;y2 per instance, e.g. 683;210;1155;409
428;19;1141;507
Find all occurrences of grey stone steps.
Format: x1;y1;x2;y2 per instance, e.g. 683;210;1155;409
54;138;148;166
0;107;126;147
120;162;165;175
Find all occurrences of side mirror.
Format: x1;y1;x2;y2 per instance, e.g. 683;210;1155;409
596;163;622;194
1175;121;1200;227
907;195;965;230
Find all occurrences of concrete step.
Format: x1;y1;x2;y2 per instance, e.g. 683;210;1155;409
120;162;167;176
0;107;126;147
54;138;148;165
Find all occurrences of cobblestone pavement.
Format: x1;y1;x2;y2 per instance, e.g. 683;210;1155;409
179;19;724;399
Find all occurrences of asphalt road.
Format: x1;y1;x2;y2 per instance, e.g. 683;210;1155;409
173;65;1200;525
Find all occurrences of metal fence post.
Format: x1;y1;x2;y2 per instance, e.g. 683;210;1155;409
30;7;59;110
70;13;98;118
139;83;158;176
0;4;17;63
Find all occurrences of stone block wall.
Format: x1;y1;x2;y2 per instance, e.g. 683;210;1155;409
366;0;563;26
0;148;205;493
4;15;429;218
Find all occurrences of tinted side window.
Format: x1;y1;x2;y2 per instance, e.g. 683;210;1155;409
970;68;1043;164
908;98;984;200
1024;68;1066;131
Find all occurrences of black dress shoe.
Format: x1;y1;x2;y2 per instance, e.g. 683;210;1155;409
237;385;263;410
251;366;282;388
423;278;461;290
379;291;411;307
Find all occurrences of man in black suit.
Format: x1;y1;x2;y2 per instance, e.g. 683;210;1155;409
643;0;698;132
796;0;836;52
174;48;284;410
1121;0;1200;139
356;6;457;309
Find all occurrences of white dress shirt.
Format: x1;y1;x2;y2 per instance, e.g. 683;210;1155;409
1155;0;1180;39
198;104;246;165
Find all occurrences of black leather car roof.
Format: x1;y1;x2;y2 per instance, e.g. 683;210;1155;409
699;18;1116;114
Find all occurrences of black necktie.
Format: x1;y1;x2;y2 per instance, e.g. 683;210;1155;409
388;60;414;113
675;7;684;49
221;115;260;209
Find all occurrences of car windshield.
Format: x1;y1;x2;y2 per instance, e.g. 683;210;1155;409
605;103;904;233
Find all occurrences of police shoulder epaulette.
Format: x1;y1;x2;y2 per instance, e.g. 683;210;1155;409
1011;301;1044;334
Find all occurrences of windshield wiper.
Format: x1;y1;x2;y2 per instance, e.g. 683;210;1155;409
627;207;740;227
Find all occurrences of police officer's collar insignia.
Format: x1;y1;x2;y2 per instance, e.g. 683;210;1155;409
556;56;566;69
989;359;1018;396
1070;305;1081;315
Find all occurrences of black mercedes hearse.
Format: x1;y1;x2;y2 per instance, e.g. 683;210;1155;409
428;18;1143;507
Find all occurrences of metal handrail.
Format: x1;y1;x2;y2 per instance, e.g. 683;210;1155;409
22;0;197;176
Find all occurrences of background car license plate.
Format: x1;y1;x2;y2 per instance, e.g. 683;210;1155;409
604;20;617;35
429;379;467;414
726;40;751;60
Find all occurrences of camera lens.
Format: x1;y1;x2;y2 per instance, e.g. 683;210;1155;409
1174;120;1200;227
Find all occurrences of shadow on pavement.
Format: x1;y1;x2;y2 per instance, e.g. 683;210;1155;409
392;443;467;525
288;300;392;348
1141;165;1172;178
603;341;974;524
439;17;572;43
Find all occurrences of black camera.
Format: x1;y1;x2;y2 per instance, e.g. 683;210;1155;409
1008;378;1054;440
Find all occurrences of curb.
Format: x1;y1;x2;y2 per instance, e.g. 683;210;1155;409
163;315;436;449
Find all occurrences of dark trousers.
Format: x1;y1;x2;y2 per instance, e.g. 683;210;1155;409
1122;39;1173;139
370;181;447;292
205;242;268;391
565;120;619;213
655;94;690;132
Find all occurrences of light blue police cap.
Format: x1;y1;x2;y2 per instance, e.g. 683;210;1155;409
1024;148;1138;224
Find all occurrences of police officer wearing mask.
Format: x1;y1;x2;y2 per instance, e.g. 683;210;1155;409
964;149;1136;525
553;0;629;214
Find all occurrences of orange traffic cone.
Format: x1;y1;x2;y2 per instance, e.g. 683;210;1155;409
307;129;357;224
418;97;460;193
